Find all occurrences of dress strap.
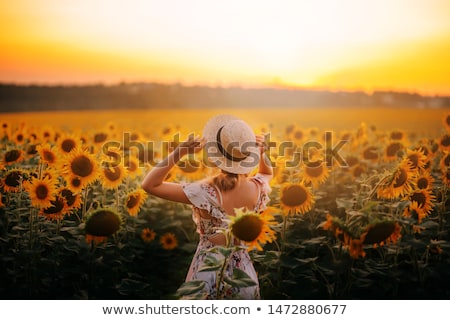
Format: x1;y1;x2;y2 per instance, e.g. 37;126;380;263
211;184;223;206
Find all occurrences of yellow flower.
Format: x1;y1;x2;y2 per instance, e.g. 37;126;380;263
279;182;314;215
363;221;402;246
301;160;329;188
125;189;148;216
384;142;404;162
377;160;415;200
124;155;143;178
404;148;427;172
39;195;68;221
141;228;156;243
59;187;82;210
415;170;434;190
100;165;127;189
405;189;435;222
160;232;178;250
1;169;25;193
61;147;99;188
1;149;24;167
229;207;277;251
56;133;81;155
37;143;59;165
24;176;57;208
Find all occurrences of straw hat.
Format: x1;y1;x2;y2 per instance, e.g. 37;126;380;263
203;114;259;174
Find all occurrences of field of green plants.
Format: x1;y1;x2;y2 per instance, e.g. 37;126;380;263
1;107;449;299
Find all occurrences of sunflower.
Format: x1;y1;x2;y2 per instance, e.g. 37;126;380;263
362;221;401;247
443;113;450;132
351;163;367;179
376;160;415;200
443;169;450;187
406;189;435;220
39;126;56;143
229;207;277;251
289;125;306;145
389;130;407;142
440;152;450;173
12;128;27;145
415;170;434;190
384;142;404;162
66;176;84;193
344;233;366;259
160;232;178;250
1;169;25;193
404;148;427;172
279;182;314;215
100;165;127;190
61;147;99;188
403;200;428;224
56;133;81;155
59;187;82;211
125;189;148;216
1;149;24;167
39;195;68;220
301;160;329;188
141;228;156;243
37;143;59;166
85;208;122;244
92;131;108;146
438;134;450;152
24;176;57;208
361;146;379;162
124;155;142;178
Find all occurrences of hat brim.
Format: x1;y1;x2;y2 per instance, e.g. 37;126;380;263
202;114;259;174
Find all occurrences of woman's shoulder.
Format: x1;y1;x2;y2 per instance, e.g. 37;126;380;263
182;179;220;209
250;173;272;187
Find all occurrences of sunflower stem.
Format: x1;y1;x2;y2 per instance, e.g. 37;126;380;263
81;186;90;220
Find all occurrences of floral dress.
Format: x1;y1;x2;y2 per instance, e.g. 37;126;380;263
181;173;271;299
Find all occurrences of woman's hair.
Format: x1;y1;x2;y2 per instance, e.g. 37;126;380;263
211;170;241;192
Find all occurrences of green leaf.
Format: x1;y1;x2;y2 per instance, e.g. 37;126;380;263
198;255;223;272
223;268;257;288
175;280;205;296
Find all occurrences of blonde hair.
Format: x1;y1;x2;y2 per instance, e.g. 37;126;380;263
211;170;244;192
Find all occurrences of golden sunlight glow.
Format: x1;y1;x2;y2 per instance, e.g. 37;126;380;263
1;0;450;95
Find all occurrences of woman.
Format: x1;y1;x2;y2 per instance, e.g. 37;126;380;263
142;114;273;299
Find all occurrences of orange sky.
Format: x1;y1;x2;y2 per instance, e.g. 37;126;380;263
1;0;450;96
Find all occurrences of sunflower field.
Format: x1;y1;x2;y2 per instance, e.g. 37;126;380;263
1;107;450;299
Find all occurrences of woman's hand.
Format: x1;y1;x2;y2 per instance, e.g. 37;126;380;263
255;134;267;154
177;135;205;156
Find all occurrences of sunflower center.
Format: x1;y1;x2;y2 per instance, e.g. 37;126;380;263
5;149;21;162
16;134;24;142
363;221;396;244
104;167;121;181
94;133;108;144
43;197;65;214
85;209;121;236
417;177;429;189
27;144;38;155
441;135;450;147
281;185;308;207
126;195;139;209
386;142;402;157
43;150;55;162
61;139;76;153
391;131;403;140
71;177;82;188
345;156;359;167
407;154;419;168
231;215;263;242
294;130;303;140
71;155;94;177
35;184;49;200
363;146;378;160
5;171;21;187
61;189;76;206
393;168;407;188
410;192;426;206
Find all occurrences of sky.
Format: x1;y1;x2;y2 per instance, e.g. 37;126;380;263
1;0;450;96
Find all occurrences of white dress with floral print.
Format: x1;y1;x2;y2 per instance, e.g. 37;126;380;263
181;173;271;299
